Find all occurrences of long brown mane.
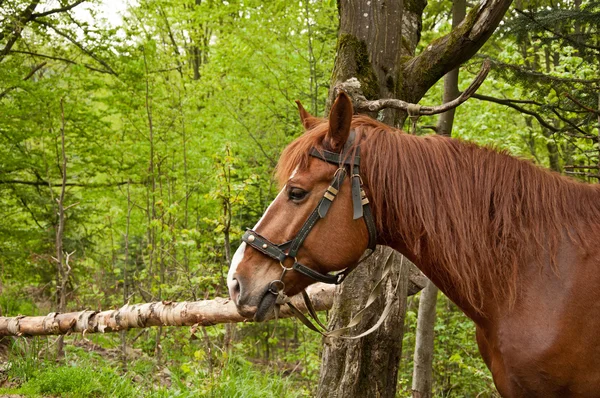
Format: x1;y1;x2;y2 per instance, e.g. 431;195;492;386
277;115;600;312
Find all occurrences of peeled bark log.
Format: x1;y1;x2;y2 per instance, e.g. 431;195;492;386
0;284;335;337
0;278;429;338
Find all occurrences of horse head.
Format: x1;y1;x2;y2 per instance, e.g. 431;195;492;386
227;93;374;321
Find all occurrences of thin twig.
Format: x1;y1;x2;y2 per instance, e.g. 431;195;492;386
30;0;86;18
33;19;117;75
0;62;46;99
471;93;559;132
564;93;600;115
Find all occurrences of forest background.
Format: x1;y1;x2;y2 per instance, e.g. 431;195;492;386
0;0;598;396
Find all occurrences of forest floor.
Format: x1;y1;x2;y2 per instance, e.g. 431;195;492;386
0;330;313;398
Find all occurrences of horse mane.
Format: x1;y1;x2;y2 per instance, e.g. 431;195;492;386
276;115;600;312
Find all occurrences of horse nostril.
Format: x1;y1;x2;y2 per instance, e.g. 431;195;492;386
228;278;241;304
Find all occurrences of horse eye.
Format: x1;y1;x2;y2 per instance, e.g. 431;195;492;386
288;187;308;202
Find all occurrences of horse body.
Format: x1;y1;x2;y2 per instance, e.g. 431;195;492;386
228;93;600;396
377;134;600;396
402;226;600;396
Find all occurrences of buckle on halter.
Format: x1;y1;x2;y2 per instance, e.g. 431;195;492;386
351;173;364;185
333;167;346;179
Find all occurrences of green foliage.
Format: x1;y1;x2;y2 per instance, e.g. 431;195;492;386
1;0;599;396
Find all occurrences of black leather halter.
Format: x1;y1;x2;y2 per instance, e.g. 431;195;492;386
241;131;377;290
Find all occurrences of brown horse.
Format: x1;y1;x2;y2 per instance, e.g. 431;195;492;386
227;93;600;397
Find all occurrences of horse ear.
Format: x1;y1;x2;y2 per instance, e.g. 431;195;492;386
295;100;321;131
326;92;354;151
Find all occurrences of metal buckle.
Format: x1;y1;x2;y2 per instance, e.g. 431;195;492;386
333;167;346;179
269;256;297;295
351;173;364;185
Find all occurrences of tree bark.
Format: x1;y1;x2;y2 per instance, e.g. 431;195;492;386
0;274;428;339
317;249;410;398
401;0;513;104
437;0;467;136
318;2;419;396
411;280;439;398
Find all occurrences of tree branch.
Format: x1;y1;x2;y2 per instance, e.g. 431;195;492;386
0;62;46;100
483;57;600;85
33;19;117;75
30;0;87;19
549;108;595;139
514;8;600;51
10;50;115;74
471;93;559;132
338;59;490;116
0;268;428;337
402;0;512;100
0;0;41;61
0;179;141;188
0;284;336;337
564;93;600;115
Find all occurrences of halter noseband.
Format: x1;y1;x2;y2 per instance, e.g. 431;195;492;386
241;131;377;292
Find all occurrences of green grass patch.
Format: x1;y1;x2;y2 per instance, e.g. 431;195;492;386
1;364;139;398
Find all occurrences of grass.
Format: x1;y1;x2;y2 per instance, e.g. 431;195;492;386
0;332;312;398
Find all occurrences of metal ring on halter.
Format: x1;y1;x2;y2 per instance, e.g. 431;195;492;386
268;280;285;295
279;256;297;272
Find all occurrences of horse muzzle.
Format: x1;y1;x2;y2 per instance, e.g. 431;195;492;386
229;275;278;321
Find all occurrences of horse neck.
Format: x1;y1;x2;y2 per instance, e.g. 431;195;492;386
363;132;597;323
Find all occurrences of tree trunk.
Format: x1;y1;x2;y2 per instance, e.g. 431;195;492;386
318;1;425;396
437;0;466;136
411;280;439;398
412;1;466;393
317;248;409;398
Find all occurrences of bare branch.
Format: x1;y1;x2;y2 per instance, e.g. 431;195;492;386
339;60;491;116
564;165;599;169
565;171;600;179
33;19;117;75
0;62;46;99
471;93;559;132
564;93;600;115
0;0;41;61
482;57;600;85
30;0;87;19
0;284;336;337
0;179;140;188
10;50;115;74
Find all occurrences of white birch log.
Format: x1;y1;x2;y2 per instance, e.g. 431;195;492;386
0;284;335;337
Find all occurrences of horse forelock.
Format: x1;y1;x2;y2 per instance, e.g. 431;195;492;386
278;115;600;314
